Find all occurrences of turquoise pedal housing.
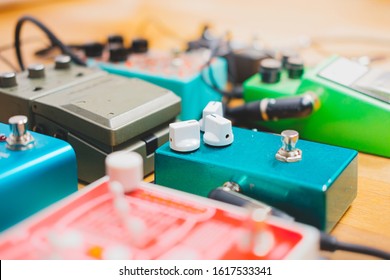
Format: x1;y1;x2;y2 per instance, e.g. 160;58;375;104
93;53;227;121
0;123;78;231
155;127;358;232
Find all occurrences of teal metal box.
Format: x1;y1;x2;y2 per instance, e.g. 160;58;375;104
0;122;78;231
155;127;357;232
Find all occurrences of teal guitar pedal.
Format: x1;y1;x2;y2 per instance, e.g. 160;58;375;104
91;49;228;120
0;116;78;231
155;126;358;232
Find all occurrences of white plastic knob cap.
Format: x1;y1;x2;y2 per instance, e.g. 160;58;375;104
105;151;143;192
203;114;234;146
199;101;223;131
169;120;200;152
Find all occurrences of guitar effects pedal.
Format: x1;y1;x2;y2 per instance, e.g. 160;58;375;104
0;152;319;260
243;55;390;157
0;116;77;232
0;55;181;183
155;123;358;232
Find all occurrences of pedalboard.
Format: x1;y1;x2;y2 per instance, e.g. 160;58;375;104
0;55;181;183
0;152;319;260
0;116;77;232
155;125;358;232
88;48;227;120
243;55;390;157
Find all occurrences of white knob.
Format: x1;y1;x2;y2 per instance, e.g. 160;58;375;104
169;120;200;152
203;114;234;147
199;101;223;131
105;151;143;192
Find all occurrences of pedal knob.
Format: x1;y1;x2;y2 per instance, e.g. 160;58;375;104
108;34;124;47
169;120;200;152
105;151;143;192
54;55;71;70
199;101;223;131
286;57;304;79
6;115;35;151
109;47;128;62
259;58;281;84
275;130;302;162
0;72;17;88
203;114;234;147
131;38;148;53
280;49;298;68
27;63;45;79
84;42;104;58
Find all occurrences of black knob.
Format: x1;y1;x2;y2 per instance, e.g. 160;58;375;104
107;34;124;47
259;58;281;84
281;49;298;68
286;57;304;79
131;38;148;53
84;42;104;58
109;47;128;62
55;55;71;70
0;72;17;88
27;64;45;79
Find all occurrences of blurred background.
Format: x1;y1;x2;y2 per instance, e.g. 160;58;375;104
1;0;390;71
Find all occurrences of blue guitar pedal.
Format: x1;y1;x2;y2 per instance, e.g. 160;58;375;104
155;126;358;232
0;116;78;231
91;49;227;120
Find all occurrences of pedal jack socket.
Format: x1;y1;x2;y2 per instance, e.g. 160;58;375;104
275;130;302;162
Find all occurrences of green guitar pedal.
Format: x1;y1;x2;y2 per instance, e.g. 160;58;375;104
243;56;390;157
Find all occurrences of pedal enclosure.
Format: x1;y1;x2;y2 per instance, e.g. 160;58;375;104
0;63;181;183
0;123;77;232
155;127;358;232
0;176;319;260
243;56;390;157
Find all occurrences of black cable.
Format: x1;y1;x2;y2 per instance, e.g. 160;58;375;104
320;232;390;260
225;92;317;123
199;38;243;104
14;15;86;71
208;186;295;221
208;183;390;260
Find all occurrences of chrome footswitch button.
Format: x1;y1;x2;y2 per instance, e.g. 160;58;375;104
275;130;302;162
6;115;35;151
